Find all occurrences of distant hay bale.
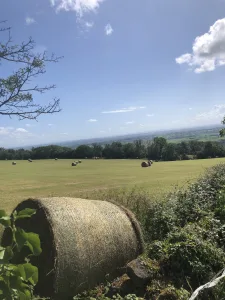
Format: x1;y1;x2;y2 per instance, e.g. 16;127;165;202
71;162;77;166
150;160;153;164
55;158;58;161
147;161;151;167
78;160;82;163
141;161;149;168
5;197;144;299
12;162;16;165
28;159;32;162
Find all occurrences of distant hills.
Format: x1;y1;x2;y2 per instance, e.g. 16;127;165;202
14;124;225;150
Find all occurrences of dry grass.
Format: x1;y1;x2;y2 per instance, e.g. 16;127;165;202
1;158;225;215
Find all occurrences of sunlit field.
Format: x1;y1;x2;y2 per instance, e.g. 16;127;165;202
1;158;225;214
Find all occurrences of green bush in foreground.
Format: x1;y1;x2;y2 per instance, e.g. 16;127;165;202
0;209;42;300
85;164;225;299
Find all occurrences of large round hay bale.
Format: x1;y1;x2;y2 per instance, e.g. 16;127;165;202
78;160;82;163
147;161;151;166
12;161;16;165
28;159;32;162
71;162;77;166
141;161;149;168
5;198;144;299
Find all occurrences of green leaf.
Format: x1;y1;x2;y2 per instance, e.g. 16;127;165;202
17;263;38;285
0;246;13;263
0;210;10;227
15;228;42;256
0;247;5;260
16;209;36;220
18;290;31;300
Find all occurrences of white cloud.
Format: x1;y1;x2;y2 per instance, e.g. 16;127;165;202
194;105;225;122
25;17;35;25
50;0;105;16
0;127;11;136
102;106;145;114
147;114;154;117
48;123;54;127
25;124;31;127
125;121;134;125
88;119;97;122
139;124;145;127
176;18;225;73
85;21;94;28
189;108;193;110
105;23;113;36
60;132;69;135
16;128;28;133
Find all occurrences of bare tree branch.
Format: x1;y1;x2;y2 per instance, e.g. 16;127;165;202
0;21;63;120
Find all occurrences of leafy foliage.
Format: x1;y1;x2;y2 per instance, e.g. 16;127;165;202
0;208;42;299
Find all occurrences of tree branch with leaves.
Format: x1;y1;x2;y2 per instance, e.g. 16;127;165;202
0;21;63;120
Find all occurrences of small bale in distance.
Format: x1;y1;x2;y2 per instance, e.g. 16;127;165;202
78;160;82;163
28;159;33;162
55;158;58;161
71;162;77;166
6;197;144;299
12;161;16;165
141;161;149;168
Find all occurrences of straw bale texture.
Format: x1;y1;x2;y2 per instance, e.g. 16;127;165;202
9;197;144;299
141;162;149;168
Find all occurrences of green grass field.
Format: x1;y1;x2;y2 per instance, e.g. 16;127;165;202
1;158;225;214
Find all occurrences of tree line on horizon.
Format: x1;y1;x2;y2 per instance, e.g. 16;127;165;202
1;137;225;161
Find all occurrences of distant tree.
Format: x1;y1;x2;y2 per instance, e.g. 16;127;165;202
161;143;178;161
123;143;136;158
75;145;93;158
0;21;62;120
92;143;103;158
220;117;225;137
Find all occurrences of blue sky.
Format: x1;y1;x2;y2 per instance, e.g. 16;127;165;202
1;0;225;147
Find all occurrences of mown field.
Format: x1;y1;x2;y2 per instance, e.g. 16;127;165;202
1;158;225;214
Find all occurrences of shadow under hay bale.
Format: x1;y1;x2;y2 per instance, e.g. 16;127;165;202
141;161;149;168
4;198;144;300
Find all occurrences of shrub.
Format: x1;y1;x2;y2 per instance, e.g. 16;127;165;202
0;208;42;300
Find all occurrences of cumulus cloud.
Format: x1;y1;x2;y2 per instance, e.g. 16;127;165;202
147;114;154;117
105;23;113;36
88;119;97;122
176;18;225;73
189;108;193;110
102;106;146;114
25;17;35;25
50;0;105;16
194;105;225;122
16;128;28;133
